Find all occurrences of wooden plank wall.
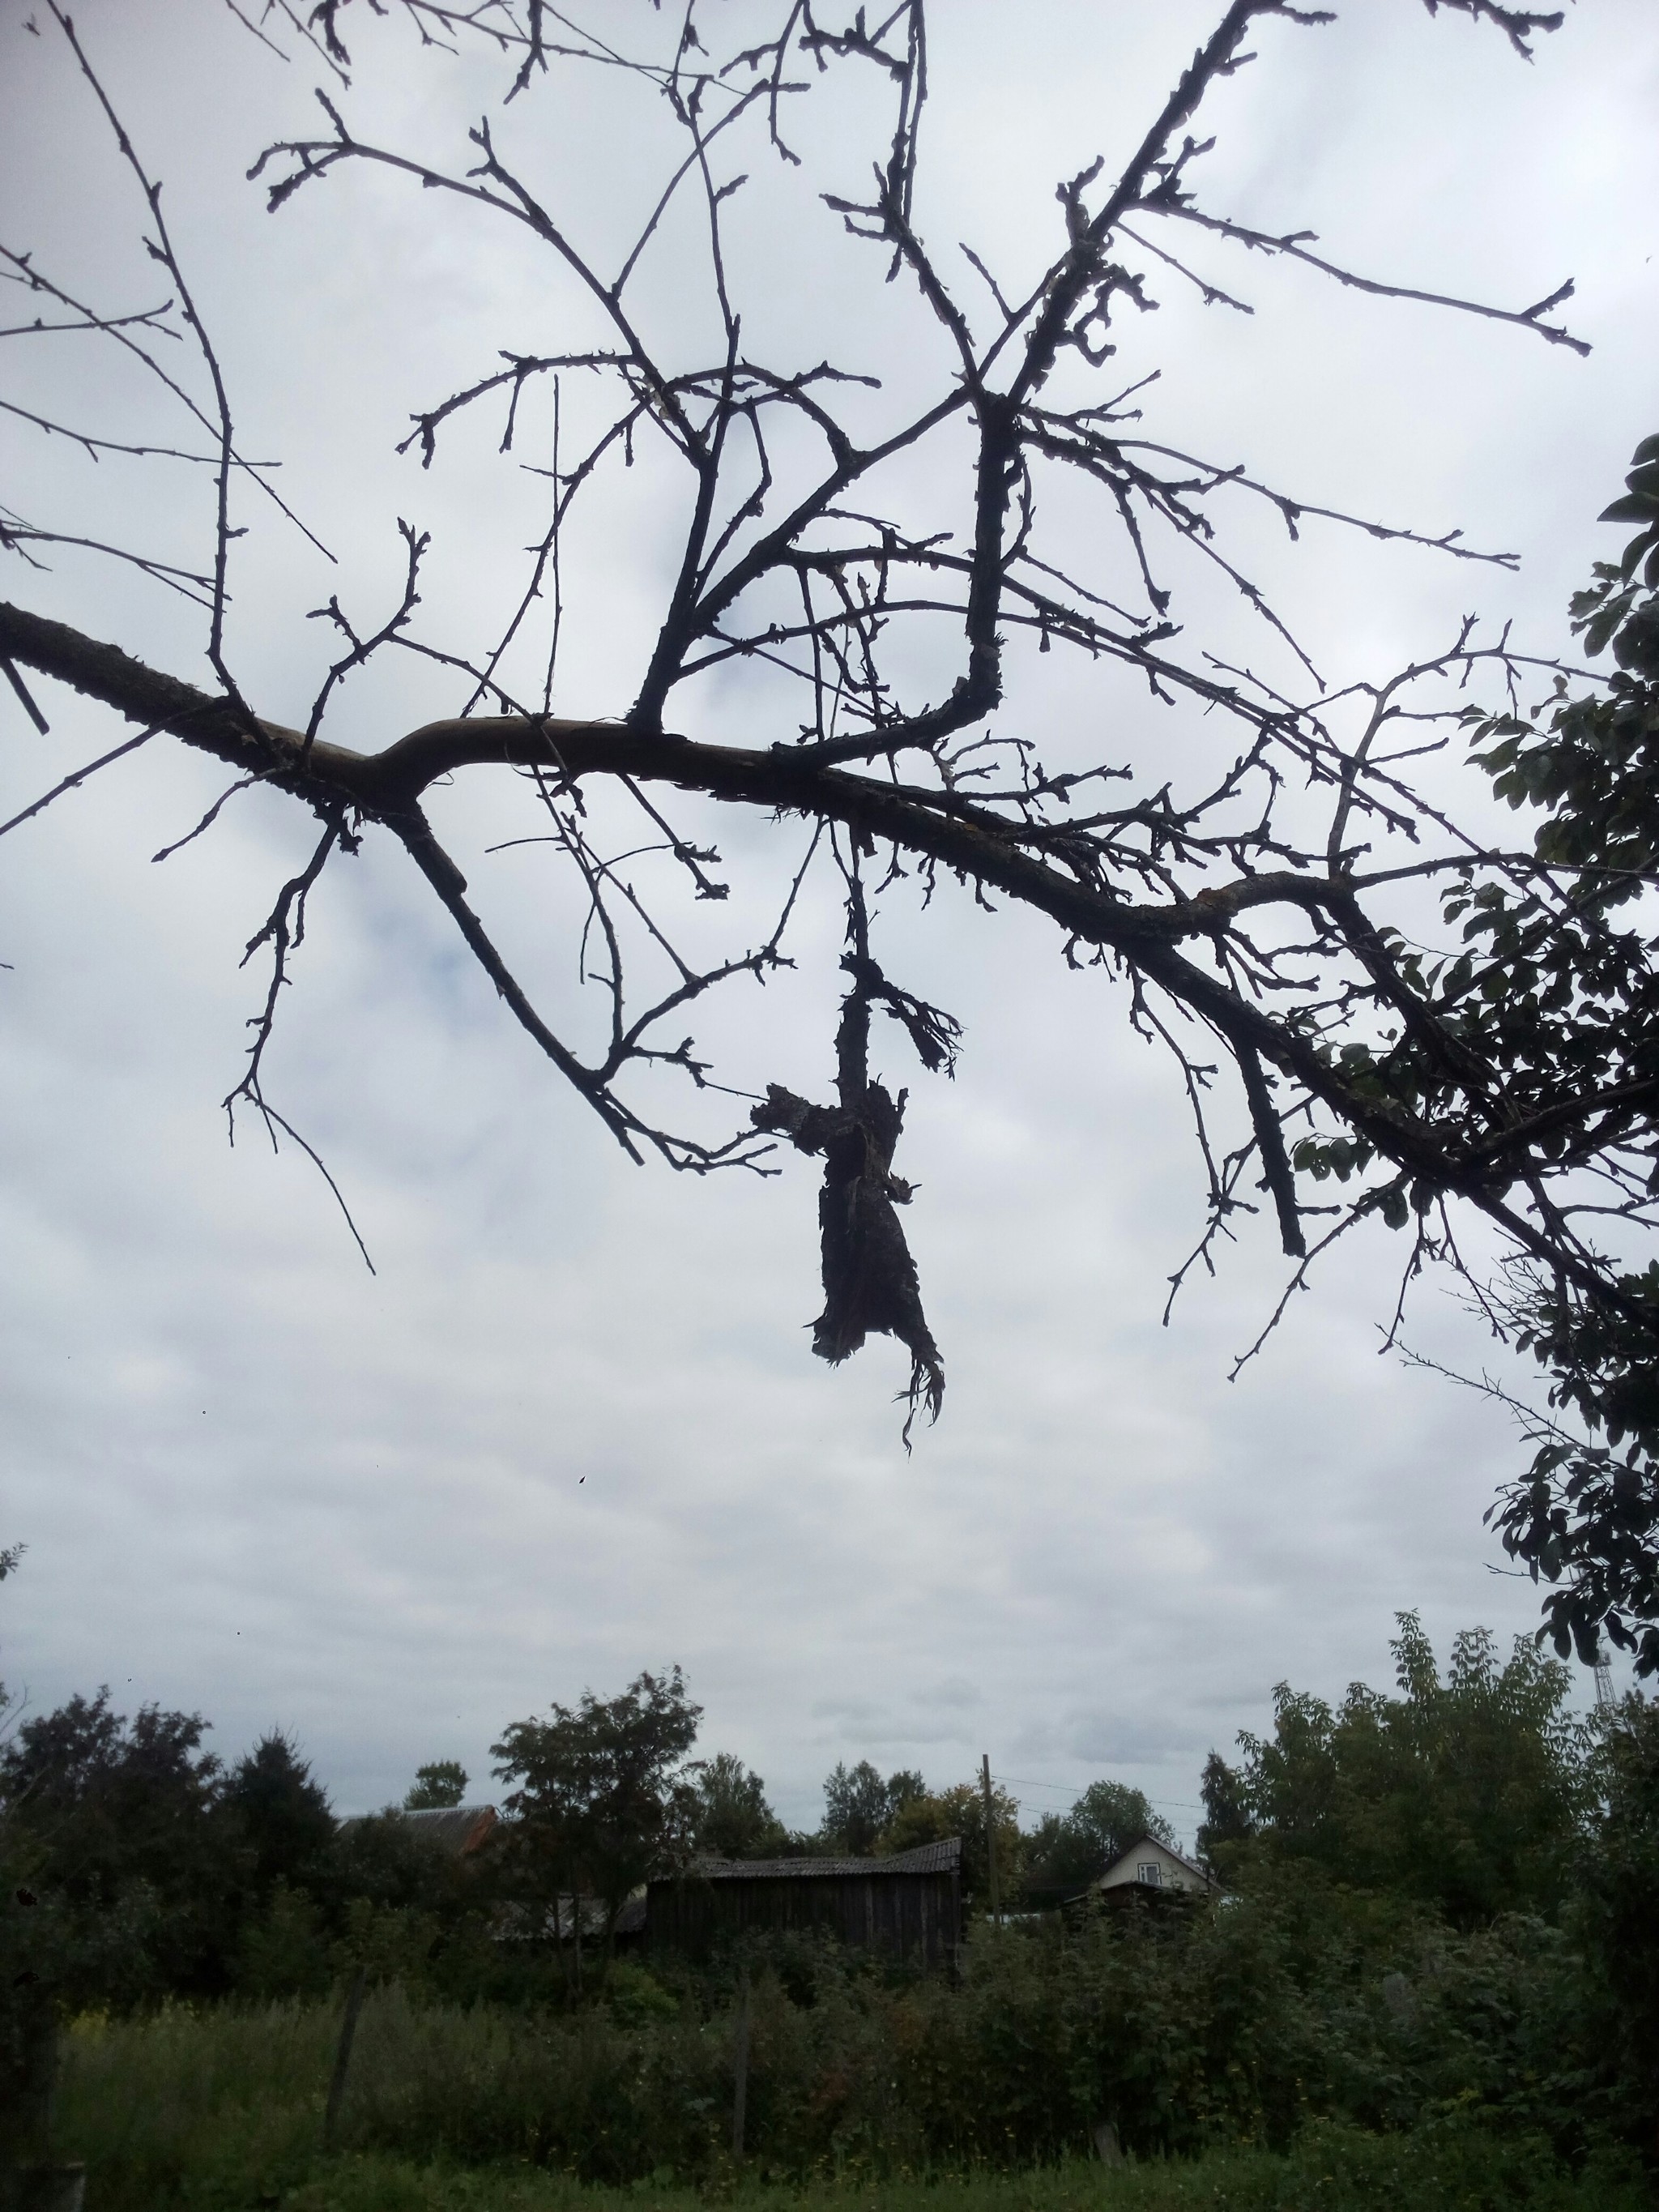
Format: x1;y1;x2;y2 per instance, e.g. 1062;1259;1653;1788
647;1868;962;1971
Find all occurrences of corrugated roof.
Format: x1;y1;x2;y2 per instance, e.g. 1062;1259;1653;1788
674;1837;961;1882
397;1804;499;1855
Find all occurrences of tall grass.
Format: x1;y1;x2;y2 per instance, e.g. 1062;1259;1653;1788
57;1997;337;2205
55;1989;1647;2212
273;2133;1647;2212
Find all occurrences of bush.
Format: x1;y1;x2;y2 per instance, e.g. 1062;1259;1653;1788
53;1898;1643;2201
57;1999;336;2211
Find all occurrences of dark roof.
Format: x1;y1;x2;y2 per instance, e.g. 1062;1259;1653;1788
671;1837;961;1882
394;1804;499;1855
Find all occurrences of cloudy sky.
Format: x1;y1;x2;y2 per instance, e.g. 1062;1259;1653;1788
3;0;1657;1841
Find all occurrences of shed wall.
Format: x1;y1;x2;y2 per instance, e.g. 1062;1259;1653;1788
648;1868;960;1970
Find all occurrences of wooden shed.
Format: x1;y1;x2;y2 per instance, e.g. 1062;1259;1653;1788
647;1837;962;1970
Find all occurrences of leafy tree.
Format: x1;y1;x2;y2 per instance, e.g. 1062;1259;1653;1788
888;1770;928;1819
1196;1749;1256;1881
0;1692;230;1971
881;1777;1022;1911
404;1760;469;1810
8;0;1657;1641
820;1761;923;1856
492;1668;702;1958
331;1806;467;1911
1228;1613;1592;1928
0;1689;235;2031
689;1751;788;1860
0;1690;222;1896
220;1728;335;1897
1576;1693;1659;2143
232;1877;333;2002
1409;438;1659;1676
1026;1779;1175;1899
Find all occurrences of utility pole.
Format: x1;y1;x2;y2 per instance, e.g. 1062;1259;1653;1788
982;1753;1000;1921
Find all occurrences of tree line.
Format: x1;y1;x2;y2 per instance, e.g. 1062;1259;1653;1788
0;1653;1175;2032
7;1612;1657;2179
3;1612;1653;2018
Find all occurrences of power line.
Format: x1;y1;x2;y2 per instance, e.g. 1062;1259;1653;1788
995;1772;1205;1811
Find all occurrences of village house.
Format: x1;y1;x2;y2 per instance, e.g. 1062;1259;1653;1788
1093;1833;1218;1902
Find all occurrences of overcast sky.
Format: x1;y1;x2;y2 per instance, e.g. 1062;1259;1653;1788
3;0;1657;1841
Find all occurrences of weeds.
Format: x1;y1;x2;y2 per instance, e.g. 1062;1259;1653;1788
53;1937;1648;2212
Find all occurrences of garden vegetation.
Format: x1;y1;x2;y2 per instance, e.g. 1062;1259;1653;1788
2;1614;1657;2206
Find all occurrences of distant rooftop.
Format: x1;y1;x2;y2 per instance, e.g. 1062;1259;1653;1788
402;1804;498;1854
677;1837;961;1881
339;1803;498;1855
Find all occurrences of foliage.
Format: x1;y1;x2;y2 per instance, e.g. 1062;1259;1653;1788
821;1763;926;1857
1027;1783;1177;1902
690;1753;790;1860
60;2133;1653;2212
597;1959;680;2030
1422;435;1659;1672
1222;1615;1592;1928
1574;1693;1659;2146
49;1892;1652;2197
233;1877;335;2004
491;1669;703;1947
0;1689;506;2024
0;1688;233;2006
880;1780;1023;1912
54;1995;338;2206
1490;1269;1659;1675
0;1689;224;1910
1196;1753;1256;1881
405;1763;470;1812
270;2133;1659;2212
15;1633;1659;2182
221;1729;336;1898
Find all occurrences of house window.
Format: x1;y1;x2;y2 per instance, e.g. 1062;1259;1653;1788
1136;1861;1162;1887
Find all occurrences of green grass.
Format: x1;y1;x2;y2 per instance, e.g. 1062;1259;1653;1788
54;1996;1651;2212
92;2130;1653;2212
279;2132;1654;2212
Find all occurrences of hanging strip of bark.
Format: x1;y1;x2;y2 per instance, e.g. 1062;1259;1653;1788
753;879;944;1432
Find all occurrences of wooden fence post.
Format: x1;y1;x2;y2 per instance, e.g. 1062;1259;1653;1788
1093;2120;1125;2167
322;1967;368;2154
731;1968;751;2162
